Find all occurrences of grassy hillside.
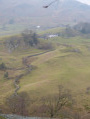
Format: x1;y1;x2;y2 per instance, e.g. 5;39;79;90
0;33;52;104
19;38;90;103
0;28;90;111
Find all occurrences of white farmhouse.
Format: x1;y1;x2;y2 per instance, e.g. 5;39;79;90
48;34;58;38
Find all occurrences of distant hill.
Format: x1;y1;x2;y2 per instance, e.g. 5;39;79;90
55;0;90;24
0;0;90;28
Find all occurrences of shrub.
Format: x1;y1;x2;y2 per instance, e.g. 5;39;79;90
22;30;39;46
0;63;6;70
4;72;9;79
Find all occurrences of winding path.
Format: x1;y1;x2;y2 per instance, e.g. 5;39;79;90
13;50;54;95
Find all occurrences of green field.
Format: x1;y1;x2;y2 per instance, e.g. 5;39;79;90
0;28;90;109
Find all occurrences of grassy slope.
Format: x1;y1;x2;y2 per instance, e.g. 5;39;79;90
0;36;46;104
39;27;64;35
19;36;90;106
0;28;90;107
0;20;64;37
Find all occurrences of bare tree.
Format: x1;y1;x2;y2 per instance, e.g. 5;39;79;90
5;92;30;116
41;85;73;118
